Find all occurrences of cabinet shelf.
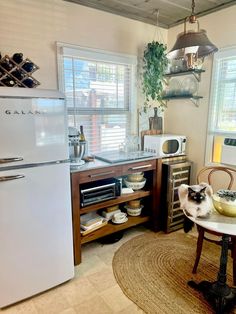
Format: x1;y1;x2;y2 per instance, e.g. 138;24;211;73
163;69;205;107
165;69;205;82
80;190;151;214
162;95;203;107
81;215;150;244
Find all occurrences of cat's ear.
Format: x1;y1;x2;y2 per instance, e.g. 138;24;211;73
199;182;213;197
200;186;207;193
188;187;195;193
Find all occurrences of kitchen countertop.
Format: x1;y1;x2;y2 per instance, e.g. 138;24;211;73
70;156;159;173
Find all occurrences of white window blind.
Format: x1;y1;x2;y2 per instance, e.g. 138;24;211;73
206;47;236;164
57;43;137;154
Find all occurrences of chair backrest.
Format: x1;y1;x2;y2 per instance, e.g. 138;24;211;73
197;166;236;192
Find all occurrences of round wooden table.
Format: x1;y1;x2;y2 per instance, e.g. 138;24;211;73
187;211;236;314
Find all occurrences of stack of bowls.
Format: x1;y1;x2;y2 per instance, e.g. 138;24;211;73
125;199;143;216
127;172;144;182
124;172;146;190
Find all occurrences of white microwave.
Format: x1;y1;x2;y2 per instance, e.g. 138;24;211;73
144;134;187;157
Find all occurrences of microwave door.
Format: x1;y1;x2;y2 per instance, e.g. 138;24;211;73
163;139;179;155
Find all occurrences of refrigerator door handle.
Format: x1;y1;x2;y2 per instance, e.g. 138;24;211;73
0;157;23;164
0;174;25;182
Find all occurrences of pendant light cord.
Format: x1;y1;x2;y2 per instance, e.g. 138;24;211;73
191;0;195;15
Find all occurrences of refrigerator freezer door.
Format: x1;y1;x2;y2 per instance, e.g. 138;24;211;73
0;163;74;307
0;96;69;168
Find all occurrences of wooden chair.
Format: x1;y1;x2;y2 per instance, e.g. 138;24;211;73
192;166;236;286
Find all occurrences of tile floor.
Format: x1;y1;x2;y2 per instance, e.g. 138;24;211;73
0;226;151;314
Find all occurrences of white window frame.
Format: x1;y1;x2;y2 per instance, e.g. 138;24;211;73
56;42;138;137
205;46;236;166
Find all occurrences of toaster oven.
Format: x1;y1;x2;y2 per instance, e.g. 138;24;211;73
80;178;121;207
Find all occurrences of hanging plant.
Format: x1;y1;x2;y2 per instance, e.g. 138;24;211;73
142;41;168;113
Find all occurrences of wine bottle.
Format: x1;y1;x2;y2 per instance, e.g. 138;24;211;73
1;75;16;87
12;53;23;64
22;61;35;72
11;69;25;80
22;77;36;88
0;57;14;71
79;125;86;142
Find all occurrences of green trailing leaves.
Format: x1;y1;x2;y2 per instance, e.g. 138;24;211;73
142;41;168;112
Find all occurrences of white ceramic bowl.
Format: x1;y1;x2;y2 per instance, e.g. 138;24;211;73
127;172;144;182
127;199;141;208
125;205;143;216
124;178;146;190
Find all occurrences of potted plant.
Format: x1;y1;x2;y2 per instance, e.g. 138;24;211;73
141;41;169;113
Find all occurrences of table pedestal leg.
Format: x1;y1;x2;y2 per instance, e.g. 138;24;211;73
188;234;236;314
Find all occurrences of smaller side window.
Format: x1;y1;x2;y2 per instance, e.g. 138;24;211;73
205;47;236;166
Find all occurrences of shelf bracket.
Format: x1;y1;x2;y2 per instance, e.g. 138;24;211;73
190;97;200;107
192;72;201;82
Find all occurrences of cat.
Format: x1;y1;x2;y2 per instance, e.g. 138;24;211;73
178;183;213;232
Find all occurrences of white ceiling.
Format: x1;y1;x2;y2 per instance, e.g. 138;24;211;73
64;0;236;29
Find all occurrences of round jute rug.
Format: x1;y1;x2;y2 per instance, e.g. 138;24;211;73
112;231;235;314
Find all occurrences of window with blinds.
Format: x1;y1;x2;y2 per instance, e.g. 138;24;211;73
205;47;236;164
57;44;137;154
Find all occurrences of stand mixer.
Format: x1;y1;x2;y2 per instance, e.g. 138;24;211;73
68;127;87;166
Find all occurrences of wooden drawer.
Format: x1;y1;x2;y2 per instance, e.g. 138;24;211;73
121;159;156;175
76;165;122;184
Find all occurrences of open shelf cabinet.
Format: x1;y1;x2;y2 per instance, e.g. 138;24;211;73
71;158;162;265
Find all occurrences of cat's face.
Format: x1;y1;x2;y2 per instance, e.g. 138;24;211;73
188;186;206;204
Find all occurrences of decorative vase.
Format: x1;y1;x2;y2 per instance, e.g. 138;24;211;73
149;107;163;132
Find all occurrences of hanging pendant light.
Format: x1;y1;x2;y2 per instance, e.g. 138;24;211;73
168;0;218;68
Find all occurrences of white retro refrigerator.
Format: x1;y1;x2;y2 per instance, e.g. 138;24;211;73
0;87;74;307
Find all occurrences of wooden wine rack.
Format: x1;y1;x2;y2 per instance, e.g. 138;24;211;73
0;55;40;88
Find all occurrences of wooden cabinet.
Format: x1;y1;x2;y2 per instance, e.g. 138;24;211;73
71;158;162;265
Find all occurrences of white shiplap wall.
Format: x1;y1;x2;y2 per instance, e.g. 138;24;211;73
0;0;167;91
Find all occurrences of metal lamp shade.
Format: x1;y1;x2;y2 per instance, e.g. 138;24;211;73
168;30;218;59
